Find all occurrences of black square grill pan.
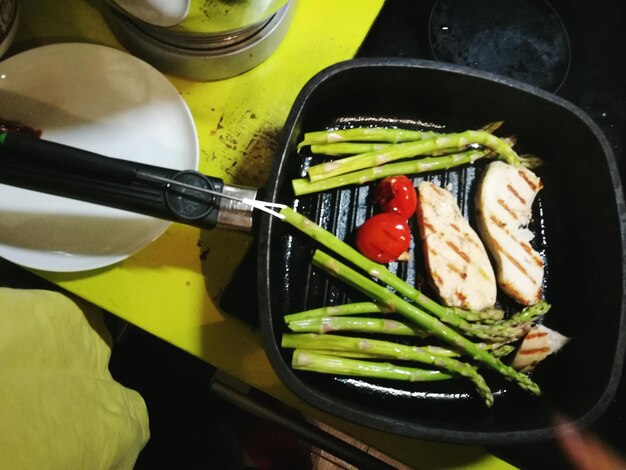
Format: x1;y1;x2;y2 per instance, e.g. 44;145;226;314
257;58;626;445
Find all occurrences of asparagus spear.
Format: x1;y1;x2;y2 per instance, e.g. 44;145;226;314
285;300;502;324
310;142;492;159
284;333;493;405
306;131;522;182
508;302;552;325
306;122;505;158
310;142;393;156
311;250;541;396
491;344;516;358
310;140;484;159
283;333;459;358
288;338;514;360
286;317;516;357
297;127;441;151
284;302;388;323
292;148;491;196
287;316;428;337
454;307;505;323
298;121;503;153
292;350;453;382
280;207;528;340
296;349;407;360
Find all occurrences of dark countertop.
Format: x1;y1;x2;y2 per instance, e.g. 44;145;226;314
356;1;625;468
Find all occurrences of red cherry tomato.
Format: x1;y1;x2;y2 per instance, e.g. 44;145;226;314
356;213;411;263
372;175;417;219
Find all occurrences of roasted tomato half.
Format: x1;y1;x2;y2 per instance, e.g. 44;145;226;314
356;213;411;263
372;175;417;219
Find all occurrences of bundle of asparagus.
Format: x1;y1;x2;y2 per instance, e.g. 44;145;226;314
292;123;542;196
278;207;551;407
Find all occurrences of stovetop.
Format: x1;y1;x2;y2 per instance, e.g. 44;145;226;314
359;0;625;187
357;0;626;467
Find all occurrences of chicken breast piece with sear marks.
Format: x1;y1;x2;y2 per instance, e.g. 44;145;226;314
416;181;497;311
475;161;544;305
511;324;569;372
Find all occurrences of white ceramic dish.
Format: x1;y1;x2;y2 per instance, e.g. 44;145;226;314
0;43;198;272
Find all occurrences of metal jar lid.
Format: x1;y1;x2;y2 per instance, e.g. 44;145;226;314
103;0;296;81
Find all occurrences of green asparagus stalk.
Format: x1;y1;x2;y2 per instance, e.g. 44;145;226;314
298;122;503;152
289;339;513;361
311;141;481;160
284;333;492;405
283;333;459;358
286;317;516;357
284;301;502;325
286;316;429;337
292;148;491;196
453;307;504;323
280;207;525;341
284;302;388;323
297;127;441;151
306;130;521;182
297;349;403;360
491;344;516;358
310;142;393;155
311;250;541;396
306;122;504;158
506;302;552;326
292;350;453;382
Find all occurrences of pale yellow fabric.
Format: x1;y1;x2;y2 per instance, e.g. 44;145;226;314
0;288;149;469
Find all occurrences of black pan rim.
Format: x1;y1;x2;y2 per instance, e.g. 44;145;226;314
258;57;626;445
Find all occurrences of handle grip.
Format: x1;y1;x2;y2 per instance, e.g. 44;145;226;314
1;132;138;182
0;132;257;231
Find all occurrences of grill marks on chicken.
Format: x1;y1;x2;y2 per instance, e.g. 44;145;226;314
511;325;569;372
416;182;497;311
475;161;544;305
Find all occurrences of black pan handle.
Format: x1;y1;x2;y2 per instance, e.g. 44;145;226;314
0;133;258;231
1;131;139;183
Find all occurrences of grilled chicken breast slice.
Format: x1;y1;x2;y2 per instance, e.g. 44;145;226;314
475;161;544;305
511;324;569;372
416;181;497;311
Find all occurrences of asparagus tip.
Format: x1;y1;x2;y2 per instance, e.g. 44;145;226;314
519;154;545;169
480;120;505;134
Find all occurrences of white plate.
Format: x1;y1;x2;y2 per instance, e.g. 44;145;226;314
0;43;198;272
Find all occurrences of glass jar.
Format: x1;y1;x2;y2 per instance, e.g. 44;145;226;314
103;0;296;80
